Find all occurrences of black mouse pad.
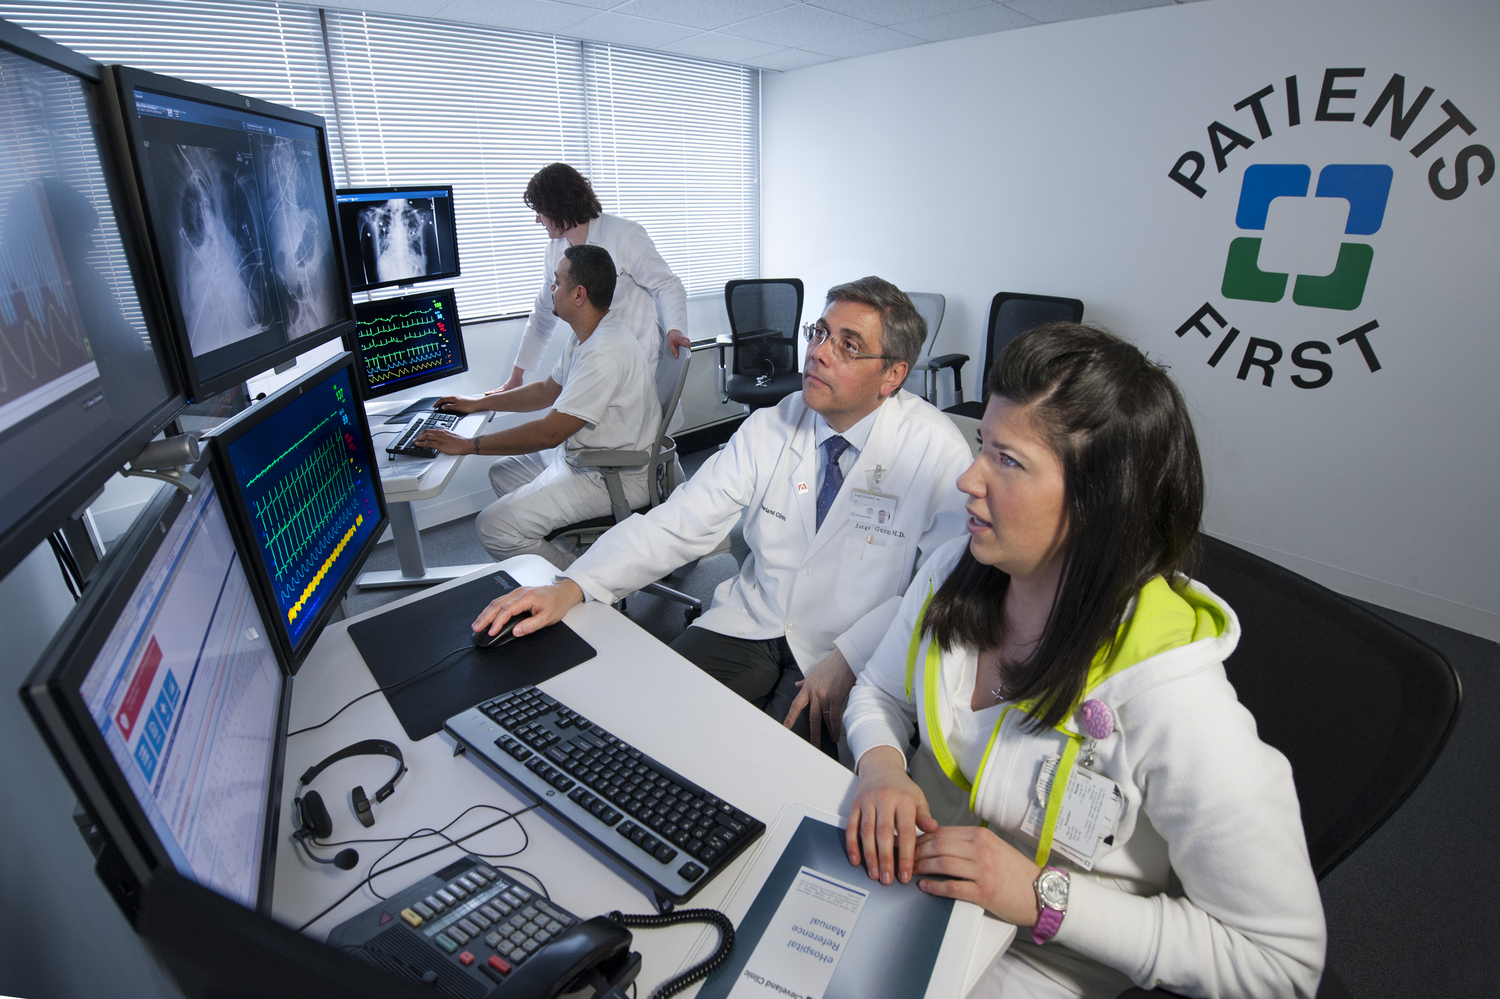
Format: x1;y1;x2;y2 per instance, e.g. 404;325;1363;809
347;570;596;742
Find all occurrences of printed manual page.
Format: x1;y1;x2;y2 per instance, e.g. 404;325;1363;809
726;867;870;999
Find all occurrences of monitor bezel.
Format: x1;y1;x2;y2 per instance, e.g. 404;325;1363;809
20;465;293;916
205;352;390;672
349;287;469;399
336;184;461;293
103;64;356;403
0;19;187;583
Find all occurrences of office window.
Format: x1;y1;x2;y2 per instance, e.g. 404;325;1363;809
0;2;338;132
583;44;759;301
321;10;591;322
5;1;761;323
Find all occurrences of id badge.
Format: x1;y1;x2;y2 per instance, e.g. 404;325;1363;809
848;488;898;528
1019;755;1126;870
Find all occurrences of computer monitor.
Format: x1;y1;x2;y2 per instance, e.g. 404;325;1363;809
336;185;460;293
22;463;291;915
0;20;183;581
107;65;353;402
207;352;387;670
349;288;468;398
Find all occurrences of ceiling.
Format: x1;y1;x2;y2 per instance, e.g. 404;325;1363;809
318;0;1202;73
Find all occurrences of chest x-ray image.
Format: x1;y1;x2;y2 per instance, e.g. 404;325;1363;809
355;198;441;286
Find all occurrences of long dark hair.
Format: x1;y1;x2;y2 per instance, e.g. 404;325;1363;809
523;163;603;230
924;322;1204;729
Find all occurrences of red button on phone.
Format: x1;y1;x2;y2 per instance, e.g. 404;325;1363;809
488;955;512;975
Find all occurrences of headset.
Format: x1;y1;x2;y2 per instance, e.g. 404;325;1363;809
291;739;407;871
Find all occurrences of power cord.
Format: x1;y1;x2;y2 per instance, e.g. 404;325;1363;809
295;801;539;932
607;908;735;999
286;645;471;737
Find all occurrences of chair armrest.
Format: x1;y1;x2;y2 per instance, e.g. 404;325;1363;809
574;449;651;469
921;352;968;370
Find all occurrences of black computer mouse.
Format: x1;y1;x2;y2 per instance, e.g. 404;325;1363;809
472;610;533;648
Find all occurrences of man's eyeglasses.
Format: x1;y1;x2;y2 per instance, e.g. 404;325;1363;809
801;323;894;364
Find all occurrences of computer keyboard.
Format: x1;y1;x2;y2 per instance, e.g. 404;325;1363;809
327;852;631;997
445;686;765;907
386;410;461;458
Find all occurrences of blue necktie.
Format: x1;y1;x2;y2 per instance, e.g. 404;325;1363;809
816;435;850;530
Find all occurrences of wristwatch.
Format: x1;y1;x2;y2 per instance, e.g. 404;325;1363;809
1031;866;1070;945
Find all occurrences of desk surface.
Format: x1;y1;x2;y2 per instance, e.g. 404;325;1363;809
275;555;863;992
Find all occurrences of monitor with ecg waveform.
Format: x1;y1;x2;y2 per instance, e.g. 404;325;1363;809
210;353;386;668
351;288;468;398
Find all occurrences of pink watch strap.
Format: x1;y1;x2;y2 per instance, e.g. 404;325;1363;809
1031;905;1064;945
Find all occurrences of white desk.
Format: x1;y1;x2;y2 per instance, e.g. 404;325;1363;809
275;555;865;993
359;402;521;589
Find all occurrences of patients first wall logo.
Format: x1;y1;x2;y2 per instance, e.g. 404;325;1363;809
1165;68;1492;389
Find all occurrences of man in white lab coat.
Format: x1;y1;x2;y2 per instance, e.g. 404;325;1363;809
471;277;972;749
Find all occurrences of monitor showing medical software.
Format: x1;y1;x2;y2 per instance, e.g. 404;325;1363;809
22;466;287;912
210;353;387;668
111;66;352;401
350;288;467;398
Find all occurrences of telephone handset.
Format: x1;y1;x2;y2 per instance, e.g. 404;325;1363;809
501;916;639;998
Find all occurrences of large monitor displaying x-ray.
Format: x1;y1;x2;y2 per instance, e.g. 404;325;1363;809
0;19;183;581
108;65;353;402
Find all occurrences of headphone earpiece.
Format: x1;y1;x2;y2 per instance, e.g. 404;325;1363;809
295;790;334;840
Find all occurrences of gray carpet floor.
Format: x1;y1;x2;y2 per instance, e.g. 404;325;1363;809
343;453;1497;999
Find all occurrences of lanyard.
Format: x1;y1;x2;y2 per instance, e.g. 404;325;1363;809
905;599;1083;868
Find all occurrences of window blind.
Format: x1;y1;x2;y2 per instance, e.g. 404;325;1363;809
583;44;759;301
3;1;762;324
321;10;590;321
0;1;339;145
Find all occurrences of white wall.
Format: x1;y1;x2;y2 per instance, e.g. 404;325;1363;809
762;0;1500;641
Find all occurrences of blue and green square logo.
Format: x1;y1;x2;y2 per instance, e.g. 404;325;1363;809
1222;163;1393;310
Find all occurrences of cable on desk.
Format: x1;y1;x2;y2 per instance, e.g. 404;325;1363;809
295;802;539;932
286;645;470;737
607;908;735;999
495;865;549;901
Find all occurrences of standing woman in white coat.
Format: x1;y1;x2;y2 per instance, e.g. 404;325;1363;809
494;163;689;392
843;324;1326;998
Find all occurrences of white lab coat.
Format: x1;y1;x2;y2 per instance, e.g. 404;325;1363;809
512;212;688;378
564;389;973;672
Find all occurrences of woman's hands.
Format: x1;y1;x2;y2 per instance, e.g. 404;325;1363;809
846;747;1045;924
846;747;932;886
473;580;585;639
912;825;1043;927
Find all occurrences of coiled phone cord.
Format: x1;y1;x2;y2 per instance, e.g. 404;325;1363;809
608;908;735;999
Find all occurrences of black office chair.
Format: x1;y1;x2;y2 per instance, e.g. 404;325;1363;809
1121;535;1462;999
546;347;702;621
719;278;803;411
940;292;1084;420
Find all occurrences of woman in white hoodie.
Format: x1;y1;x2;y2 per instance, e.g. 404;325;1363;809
842;323;1326;999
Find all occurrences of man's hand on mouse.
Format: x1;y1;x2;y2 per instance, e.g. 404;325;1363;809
474;579;587;639
435;394;484;414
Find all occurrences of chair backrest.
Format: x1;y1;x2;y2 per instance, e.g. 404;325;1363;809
906;292;946;354
646;346;692;506
984;292;1084;380
725;278;803;377
1195;535;1462;880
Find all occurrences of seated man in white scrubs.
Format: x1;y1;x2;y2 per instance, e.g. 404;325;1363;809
470;276;972;751
415;244;657;570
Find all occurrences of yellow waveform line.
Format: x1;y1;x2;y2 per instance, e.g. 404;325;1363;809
287;514;363;623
